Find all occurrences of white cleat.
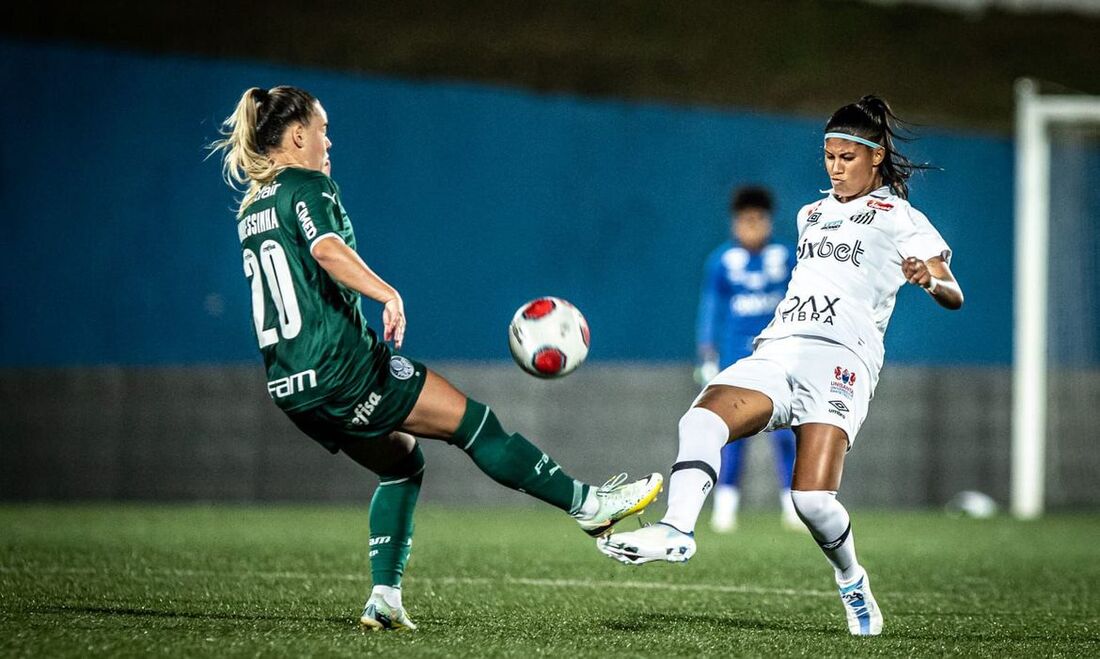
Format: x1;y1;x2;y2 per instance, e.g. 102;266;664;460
837;568;883;636
575;472;664;538
359;593;417;631
597;521;697;565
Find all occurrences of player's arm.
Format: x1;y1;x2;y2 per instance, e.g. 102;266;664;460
902;255;964;310
312;237;406;347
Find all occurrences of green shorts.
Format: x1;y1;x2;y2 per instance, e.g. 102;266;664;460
286;342;428;454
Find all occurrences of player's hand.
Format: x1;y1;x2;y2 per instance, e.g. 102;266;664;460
383;295;406;349
902;256;933;289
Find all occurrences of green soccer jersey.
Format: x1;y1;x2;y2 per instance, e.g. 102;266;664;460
236;167;375;412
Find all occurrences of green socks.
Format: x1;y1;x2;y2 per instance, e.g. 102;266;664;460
368;444;424;588
368;400;589;588
453;399;588;514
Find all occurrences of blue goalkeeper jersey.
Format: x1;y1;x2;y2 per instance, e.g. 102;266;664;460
696;240;796;366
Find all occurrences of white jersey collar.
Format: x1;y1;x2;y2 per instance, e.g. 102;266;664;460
823;186;892;206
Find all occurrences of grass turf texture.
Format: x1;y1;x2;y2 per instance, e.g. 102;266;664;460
1;506;1097;657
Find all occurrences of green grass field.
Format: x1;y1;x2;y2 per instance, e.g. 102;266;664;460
1;505;1097;657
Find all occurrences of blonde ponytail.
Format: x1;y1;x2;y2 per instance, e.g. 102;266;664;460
209;87;282;215
209;86;319;215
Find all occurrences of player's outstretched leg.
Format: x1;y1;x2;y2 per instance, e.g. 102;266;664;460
403;370;663;537
599;386;772;565
450;398;663;536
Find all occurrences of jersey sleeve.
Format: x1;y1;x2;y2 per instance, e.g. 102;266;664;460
291;174;346;254
895;205;952;264
695;248;725;351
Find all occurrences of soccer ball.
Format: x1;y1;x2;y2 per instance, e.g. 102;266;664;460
508;297;590;378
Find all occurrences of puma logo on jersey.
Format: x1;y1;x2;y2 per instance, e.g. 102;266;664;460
295;201;317;239
321;192;338;205
267;369;318;399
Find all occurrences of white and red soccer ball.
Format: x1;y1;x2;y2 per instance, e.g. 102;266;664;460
508;297;590;378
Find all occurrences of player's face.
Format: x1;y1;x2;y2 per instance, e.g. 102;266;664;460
733;208;771;251
824;138;883;200
296;102;331;173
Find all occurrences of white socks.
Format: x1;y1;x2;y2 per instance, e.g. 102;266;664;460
791;490;861;581
662;407;729;533
371;585;403;608
575;488;600;519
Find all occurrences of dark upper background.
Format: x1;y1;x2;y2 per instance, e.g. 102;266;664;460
5;0;1098;132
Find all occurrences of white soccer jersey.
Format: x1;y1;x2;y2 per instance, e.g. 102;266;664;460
755;186;951;391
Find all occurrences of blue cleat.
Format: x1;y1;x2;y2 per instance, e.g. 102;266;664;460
837;568;883;636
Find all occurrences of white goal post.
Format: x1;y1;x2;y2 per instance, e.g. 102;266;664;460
1012;79;1100;519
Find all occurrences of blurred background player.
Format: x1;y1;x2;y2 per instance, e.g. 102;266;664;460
695;186;799;532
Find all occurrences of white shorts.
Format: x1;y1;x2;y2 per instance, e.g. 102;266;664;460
704;335;872;448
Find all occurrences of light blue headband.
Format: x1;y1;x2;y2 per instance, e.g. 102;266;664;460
824;132;882;150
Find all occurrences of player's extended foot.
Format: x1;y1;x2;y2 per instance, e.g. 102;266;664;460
575;472;663;538
837;568;883;636
597;521;697;565
359;592;417;631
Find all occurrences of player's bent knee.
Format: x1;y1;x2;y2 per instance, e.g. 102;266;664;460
377;442;426;485
790;490;834;521
678;407;730;447
694;386;772;438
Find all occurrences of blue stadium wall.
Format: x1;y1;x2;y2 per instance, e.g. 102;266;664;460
4;39;1095;509
0;39;1013;367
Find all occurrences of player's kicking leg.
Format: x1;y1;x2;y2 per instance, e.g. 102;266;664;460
403;370;663;537
598;385;772;564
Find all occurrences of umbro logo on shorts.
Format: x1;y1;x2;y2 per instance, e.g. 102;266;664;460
829;400;850;413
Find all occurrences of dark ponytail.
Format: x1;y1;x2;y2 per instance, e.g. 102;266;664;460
824;95;934;199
